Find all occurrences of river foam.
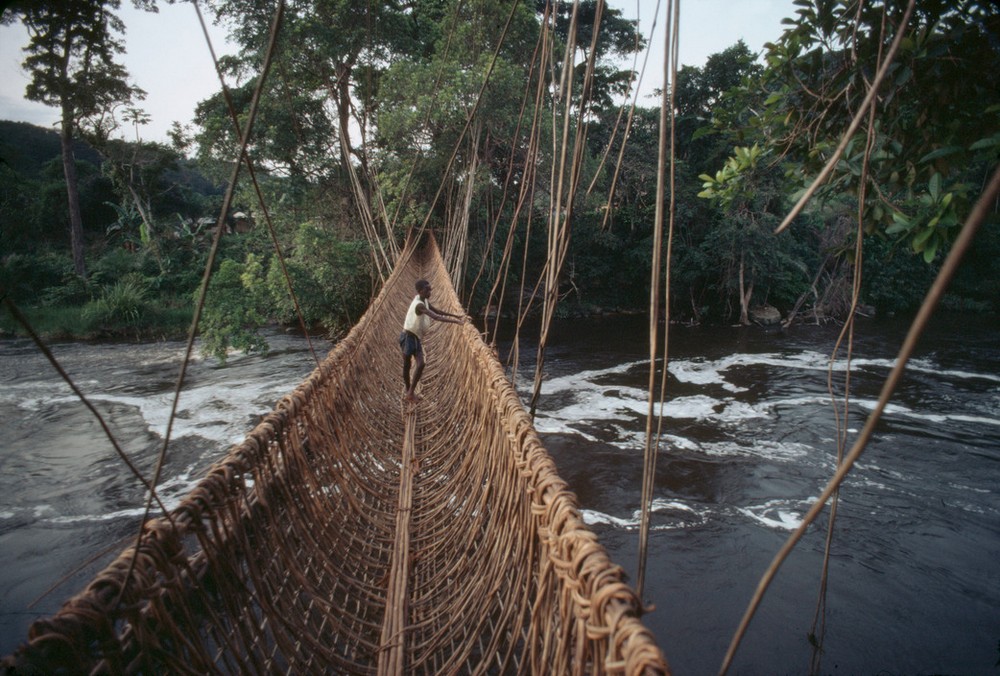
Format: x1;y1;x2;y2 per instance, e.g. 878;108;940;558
529;345;999;534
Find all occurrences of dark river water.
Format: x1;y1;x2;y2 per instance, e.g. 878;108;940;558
1;315;998;674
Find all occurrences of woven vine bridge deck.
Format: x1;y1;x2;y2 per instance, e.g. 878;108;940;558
2;238;668;675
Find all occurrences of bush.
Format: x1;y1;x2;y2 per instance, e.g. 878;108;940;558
40;272;94;307
1;250;75;305
265;224;370;336
0;305;84;340
82;273;150;330
861;236;937;315
89;248;145;287
154;239;205;297
199;256;269;363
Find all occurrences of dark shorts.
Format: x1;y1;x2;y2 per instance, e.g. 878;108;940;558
399;330;422;358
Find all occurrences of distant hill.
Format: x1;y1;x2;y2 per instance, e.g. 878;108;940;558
0;119;222;198
0;120;103;178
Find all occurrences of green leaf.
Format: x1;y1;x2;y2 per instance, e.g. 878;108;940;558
913;225;935;248
923;241;938;263
918;146;963;163
894;65;912;86
969;134;1000;151
928;172;942;202
939;210;959;228
691;126;715;141
886;210;910;235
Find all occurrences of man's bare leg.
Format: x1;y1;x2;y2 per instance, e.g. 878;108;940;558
405;354;425;402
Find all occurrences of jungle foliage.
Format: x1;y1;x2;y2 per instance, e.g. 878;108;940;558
2;0;997;353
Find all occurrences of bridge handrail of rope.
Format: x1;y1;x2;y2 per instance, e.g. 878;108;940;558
2;236;668;675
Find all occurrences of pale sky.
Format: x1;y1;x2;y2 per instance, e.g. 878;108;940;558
0;0;796;144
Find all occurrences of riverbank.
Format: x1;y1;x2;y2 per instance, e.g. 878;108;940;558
4;296;995;353
0;302;194;343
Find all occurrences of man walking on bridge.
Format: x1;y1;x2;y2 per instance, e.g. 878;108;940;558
400;279;464;403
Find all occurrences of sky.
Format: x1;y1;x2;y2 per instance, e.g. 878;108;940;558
0;0;797;144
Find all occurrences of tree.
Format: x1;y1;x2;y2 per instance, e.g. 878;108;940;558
3;0;153;276
538;0;646;116
673;41;762;166
374;0;542;219
197;0;420;206
698;144;808;324
99;134;186;263
751;0;1000;261
693;2;1000;320
661;42;773;322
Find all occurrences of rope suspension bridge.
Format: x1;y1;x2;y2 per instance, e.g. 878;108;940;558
1;236;668;674
3;0;996;672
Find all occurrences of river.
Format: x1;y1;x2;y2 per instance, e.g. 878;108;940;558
1;315;997;674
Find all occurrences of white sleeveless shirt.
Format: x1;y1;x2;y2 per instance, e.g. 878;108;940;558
403;295;432;339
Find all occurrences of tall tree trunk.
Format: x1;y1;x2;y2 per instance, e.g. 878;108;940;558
738;251;750;325
689;287;702;325
335;61;356;180
60;114;86;277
